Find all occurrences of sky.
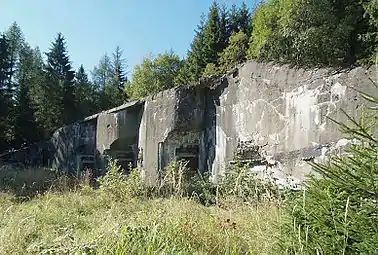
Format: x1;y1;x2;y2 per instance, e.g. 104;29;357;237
1;0;255;77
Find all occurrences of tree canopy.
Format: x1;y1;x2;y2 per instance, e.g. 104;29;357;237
0;1;377;153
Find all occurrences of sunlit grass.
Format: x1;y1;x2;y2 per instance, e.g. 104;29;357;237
0;190;281;254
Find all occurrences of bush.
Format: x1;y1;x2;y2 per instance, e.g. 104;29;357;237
279;82;378;254
217;161;280;205
98;159;146;201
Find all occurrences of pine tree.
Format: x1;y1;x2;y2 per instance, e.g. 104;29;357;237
112;46;127;91
75;65;99;118
202;1;222;65
228;2;251;37
92;51;126;110
44;33;76;125
5;22;24;92
0;34;13;152
13;44;40;147
175;14;207;85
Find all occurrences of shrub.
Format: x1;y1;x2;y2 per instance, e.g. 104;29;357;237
158;160;192;197
279;82;378;254
188;171;217;206
217;161;280;204
98;159;146;201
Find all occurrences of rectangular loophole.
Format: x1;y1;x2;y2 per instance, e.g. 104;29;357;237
175;145;199;175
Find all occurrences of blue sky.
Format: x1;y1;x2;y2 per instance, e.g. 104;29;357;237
1;0;255;76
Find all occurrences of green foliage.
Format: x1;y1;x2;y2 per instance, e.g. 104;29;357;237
5;21;24;87
74;65;100;119
202;63;222;77
13;44;40;147
45;33;76;126
127;51;183;99
98;159;145;201
219;31;248;72
202;1;226;66
247;0;279;60
228;2;252;38
248;0;377;66
217;161;280;204
279;82;378;254
0;33;13;152
360;0;378;63
175;2;252;85
91;47;127;110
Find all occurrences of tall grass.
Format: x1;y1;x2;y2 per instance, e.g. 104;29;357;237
0;159;283;254
0;189;280;254
0;163;81;199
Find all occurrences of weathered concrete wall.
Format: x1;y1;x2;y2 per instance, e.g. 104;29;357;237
50;119;97;172
206;61;377;187
138;86;204;185
2;60;376;188
96;101;144;155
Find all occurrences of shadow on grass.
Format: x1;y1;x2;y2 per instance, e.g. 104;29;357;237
0;163;83;202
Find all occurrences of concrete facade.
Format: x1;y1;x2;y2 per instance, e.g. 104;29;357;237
1;61;376;187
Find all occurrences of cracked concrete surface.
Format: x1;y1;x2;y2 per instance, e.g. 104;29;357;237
209;61;377;188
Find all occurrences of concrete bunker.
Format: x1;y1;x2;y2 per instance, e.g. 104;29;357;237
105;138;138;174
97;100;145;174
157;131;202;175
2;61;377;189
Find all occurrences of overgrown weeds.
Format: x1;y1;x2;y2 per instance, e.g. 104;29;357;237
217;161;281;205
97;159;146;201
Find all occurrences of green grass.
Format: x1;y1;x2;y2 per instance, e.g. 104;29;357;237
0;189;281;254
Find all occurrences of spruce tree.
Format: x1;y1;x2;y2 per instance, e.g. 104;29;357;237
202;1;222;65
0;34;12;152
13;44;40;147
5;22;24;92
44;33;75;125
109;46;127;105
228;2;251;37
112;46;127;92
75;65;99;118
92;51;126;110
175;14;206;85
